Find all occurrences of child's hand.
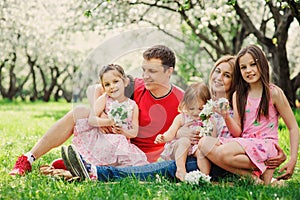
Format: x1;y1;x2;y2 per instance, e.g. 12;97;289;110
154;134;165;144
276;159;296;180
265;143;286;168
112;124;124;134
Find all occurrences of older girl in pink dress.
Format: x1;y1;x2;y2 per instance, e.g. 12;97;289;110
72;64;148;167
199;45;299;184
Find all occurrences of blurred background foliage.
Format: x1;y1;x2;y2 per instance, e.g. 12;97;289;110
0;0;299;106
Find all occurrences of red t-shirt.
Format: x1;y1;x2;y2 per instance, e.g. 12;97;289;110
131;78;184;162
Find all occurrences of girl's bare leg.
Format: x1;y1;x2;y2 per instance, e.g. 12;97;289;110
198;137;261;182
194;149;210;175
261;169;275;184
31;106;90;159
172;137;190;181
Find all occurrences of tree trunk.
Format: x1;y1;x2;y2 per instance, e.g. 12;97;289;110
27;54;38;101
7;52;17;100
268;45;295;106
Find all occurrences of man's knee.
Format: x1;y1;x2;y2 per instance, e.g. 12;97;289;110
73;105;90;120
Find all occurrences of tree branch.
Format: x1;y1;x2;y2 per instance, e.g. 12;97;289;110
233;1;273;46
266;0;280;28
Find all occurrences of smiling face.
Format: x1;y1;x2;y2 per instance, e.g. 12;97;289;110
101;70;127;101
238;53;261;85
141;58;173;96
210;62;233;99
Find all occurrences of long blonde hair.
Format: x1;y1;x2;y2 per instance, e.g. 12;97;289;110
208;55;236;106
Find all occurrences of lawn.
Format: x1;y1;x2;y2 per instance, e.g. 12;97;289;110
0;101;299;200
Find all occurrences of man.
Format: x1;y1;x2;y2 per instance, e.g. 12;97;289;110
10;45;185;175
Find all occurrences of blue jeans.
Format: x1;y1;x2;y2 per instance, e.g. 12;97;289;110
96;157;232;182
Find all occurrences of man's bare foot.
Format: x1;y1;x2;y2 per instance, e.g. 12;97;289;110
176;170;186;181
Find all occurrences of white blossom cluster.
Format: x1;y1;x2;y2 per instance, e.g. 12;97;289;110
107;101;130;127
197;121;213;137
198;98;229;136
184;170;211;185
199;99;215;121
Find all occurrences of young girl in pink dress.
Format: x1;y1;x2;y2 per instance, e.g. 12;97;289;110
199;45;299;184
72;64;149;167
154;82;215;181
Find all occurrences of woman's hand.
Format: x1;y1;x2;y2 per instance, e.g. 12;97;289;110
265;143;286;168
177;122;200;142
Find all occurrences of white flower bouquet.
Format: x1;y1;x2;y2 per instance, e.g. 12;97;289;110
184;170;211;185
199;99;215;121
198;98;229;136
107;101;129;127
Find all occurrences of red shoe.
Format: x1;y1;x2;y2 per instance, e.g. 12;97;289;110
51;158;67;170
9;155;32;176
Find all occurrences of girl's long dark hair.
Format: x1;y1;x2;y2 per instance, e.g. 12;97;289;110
234;45;270;130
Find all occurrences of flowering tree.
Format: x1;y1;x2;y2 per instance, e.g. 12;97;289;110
83;0;300;106
0;0;88;101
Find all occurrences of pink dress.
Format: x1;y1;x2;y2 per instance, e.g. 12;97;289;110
72;95;149;167
160;114;204;160
220;90;279;174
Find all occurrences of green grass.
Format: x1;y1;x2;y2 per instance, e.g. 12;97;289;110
0;101;299;200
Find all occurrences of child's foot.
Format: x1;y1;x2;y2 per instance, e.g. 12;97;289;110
175;170;186;182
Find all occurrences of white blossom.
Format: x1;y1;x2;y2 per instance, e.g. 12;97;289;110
184;170;211;185
107;101;130;126
155;174;162;183
199;99;214;121
198;98;229;136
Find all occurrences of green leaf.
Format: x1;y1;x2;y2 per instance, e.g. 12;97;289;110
84;10;92;17
226;0;237;6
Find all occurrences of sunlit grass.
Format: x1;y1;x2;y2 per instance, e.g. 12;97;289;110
0;101;299;200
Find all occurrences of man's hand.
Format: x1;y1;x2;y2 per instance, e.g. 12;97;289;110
177;122;200;142
265;143;286;169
